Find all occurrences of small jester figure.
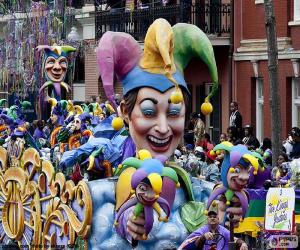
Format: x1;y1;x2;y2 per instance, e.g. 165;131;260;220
56;113;93;153
37;43;76;101
114;151;180;242
48;98;67;148
206;142;260;228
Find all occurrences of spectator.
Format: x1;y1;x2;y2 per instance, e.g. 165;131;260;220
271;152;289;180
283;133;293;158
96;95;103;105
242;125;260;150
90;96;96;103
229;102;243;139
219;133;227;143
290;127;300;159
202;133;214;152
179;201;248;250
198;151;220;183
114;93;122;106
191;112;206;147
227;126;242;145
184;118;195;146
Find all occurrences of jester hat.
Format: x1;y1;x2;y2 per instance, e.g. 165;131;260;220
97;18;218;108
48;98;67;126
37;43;76;62
212;142;259;188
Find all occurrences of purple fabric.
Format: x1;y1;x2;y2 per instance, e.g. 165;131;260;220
160;177;176;207
33;128;46;140
97;32;142;107
120;136;136;162
116;206;134;242
180;225;230;250
248;167;271;189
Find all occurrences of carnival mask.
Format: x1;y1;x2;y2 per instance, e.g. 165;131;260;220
227;165;250;191
136;182;157;206
45;55;68;83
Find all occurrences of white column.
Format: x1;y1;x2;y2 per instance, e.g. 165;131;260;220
295;0;300;21
75;4;95;40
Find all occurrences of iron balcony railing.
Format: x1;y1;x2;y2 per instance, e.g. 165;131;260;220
95;1;231;41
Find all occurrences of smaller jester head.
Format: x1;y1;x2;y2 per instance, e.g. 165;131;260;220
48;98;67;126
131;158;180;206
37;44;76;83
213;142;259;192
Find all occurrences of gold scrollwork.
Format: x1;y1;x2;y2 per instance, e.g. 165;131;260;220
0;146;92;249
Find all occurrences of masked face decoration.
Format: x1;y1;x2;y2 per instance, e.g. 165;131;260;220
45;54;68;83
227;164;250;191
124;87;185;158
73;117;82;131
37;44;76;101
97;19;219;160
136;182;157;206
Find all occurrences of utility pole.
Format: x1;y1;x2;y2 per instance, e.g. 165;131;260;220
264;0;281;166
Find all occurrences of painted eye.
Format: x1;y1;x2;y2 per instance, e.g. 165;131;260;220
168;103;181;117
168;109;180;117
140;100;157;117
234;168;240;173
142;109;156;117
139;184;147;191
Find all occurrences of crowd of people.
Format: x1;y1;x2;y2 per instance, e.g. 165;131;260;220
174;101;300;191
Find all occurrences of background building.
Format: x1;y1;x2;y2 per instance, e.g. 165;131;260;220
233;0;300;141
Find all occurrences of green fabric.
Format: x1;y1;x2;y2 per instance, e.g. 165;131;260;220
168;162;195;201
245;200;266;217
173;23;218;100
295;198;300;214
180;201;207;233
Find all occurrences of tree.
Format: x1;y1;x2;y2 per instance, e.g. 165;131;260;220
264;0;281;166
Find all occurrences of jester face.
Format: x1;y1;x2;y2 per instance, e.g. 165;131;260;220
50;113;58;125
227;165;250;191
73;116;82;131
45;53;68;83
136;182;157;206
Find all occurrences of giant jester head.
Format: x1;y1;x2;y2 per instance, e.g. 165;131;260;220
37;44;76;83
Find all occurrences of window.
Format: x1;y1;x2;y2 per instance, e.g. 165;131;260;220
292;78;300;127
295;0;300;21
256;78;264;142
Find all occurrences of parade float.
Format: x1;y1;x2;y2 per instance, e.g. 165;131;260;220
1;16;298;250
0;17;220;249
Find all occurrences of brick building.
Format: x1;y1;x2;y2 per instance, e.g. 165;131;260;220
232;0;300;142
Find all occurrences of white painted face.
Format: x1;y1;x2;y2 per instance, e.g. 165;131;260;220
73;117;81;130
121;87;186;158
45;56;68;82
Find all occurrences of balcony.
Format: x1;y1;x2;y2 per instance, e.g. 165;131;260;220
95;1;231;41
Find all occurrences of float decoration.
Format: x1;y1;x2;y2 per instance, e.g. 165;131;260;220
37;44;76;101
0;146;92;248
114;151;180;239
206;143;259;223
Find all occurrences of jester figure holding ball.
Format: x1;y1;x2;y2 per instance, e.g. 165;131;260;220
206;142;261;228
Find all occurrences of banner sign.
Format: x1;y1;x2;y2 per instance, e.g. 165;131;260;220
265;188;295;232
